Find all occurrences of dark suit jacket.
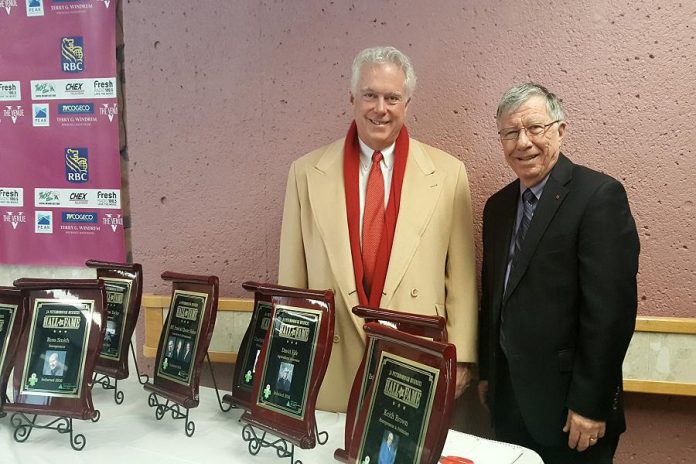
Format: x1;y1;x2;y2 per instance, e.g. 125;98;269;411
479;153;639;446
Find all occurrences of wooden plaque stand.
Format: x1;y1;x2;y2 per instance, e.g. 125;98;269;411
335;305;448;462
86;260;147;404
238;282;334;463
0;286;24;418
224;284;273;411
143;272;219;437
344;319;456;464
3;278;107;450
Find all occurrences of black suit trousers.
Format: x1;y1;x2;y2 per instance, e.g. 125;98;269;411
493;354;619;464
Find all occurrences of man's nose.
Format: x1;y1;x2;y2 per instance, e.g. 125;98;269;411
516;128;533;148
374;96;386;113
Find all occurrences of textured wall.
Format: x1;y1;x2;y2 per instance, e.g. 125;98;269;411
122;1;696;462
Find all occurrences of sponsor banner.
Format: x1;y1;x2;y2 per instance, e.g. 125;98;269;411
0;0;123;265
30;78;116;100
35;188;121;209
0;81;21;101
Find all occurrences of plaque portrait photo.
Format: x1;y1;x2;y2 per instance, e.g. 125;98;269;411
156;290;207;386
20;299;94;398
99;278;133;361
256;305;322;419
357;352;439;464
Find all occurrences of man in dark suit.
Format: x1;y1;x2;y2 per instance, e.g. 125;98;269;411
478;83;639;463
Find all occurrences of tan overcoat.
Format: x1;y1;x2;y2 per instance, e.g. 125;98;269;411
278;136;477;412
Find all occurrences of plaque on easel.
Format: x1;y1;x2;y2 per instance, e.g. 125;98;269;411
238;282;334;462
336;306;448;462
224;286;273;411
0;287;24;417
3;279;107;450
143;272;219;436
86;260;147;404
346;321;456;464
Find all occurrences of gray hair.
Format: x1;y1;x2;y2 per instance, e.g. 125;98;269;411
351;46;416;98
496;83;565;123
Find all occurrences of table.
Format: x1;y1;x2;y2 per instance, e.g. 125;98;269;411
1;374;542;463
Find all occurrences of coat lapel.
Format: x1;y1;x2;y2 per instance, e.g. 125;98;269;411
503;154;573;303
306;140;360;312
490;182;518;313
381;139;444;307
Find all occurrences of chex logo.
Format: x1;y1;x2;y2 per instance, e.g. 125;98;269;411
0;81;21;101
0;188;23;207
100;103;117;122
32;104;49;127
35;211;53;233
3;105;24;123
58;102;93;114
65;148;89;183
102;213;123;232
62;211;97;223
1;0;18;15
64;81;85;95
61;37;84;73
3;211;26;229
26;0;44;16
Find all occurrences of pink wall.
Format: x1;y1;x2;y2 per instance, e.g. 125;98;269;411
123;1;696;461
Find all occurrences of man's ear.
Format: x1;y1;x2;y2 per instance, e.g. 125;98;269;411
557;120;567;141
349;91;355;105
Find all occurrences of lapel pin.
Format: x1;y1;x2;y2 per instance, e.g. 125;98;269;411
555;194;560;200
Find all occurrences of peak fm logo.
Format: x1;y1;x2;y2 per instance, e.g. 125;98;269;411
3;105;24;124
100;103;117;122
26;0;44;16
35;211;53;234
33;104;49;127
102;213;123;232
1;0;18;15
65;148;89;183
61;36;84;73
3;211;26;229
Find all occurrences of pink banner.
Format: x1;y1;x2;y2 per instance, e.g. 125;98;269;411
0;0;125;265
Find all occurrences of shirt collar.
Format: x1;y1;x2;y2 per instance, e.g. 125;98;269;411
358;138;394;169
520;173;550;200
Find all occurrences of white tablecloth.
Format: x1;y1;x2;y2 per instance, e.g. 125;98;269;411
1;373;542;464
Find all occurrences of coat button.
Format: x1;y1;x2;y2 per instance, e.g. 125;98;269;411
333;335;340;344
410;288;419;297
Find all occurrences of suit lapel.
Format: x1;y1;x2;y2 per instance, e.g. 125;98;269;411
381;139;443;307
503;154;573;303
306;140;360;312
490;182;518;312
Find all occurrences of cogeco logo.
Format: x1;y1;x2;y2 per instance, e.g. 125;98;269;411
62;211;97;223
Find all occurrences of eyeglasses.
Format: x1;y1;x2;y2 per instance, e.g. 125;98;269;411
498;120;560;141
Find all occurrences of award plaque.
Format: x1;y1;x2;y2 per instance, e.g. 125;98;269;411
0;287;24;416
336;306;448;462
225;286;273;410
347;322;456;464
239;282;334;451
143;272;219;436
85;260;143;381
3;279;106;450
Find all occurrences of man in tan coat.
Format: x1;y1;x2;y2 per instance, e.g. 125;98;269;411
278;46;477;412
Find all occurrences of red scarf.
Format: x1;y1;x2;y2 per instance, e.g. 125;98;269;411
343;121;409;307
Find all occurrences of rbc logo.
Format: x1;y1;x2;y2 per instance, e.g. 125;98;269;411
61;37;84;73
65;148;89;183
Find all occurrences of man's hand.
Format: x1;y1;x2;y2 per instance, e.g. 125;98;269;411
563;409;606;452
454;363;472;399
477;380;489;409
